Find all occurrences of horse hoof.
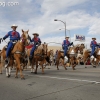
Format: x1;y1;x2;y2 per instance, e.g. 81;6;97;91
73;68;76;70
42;72;45;74
8;75;11;78
93;66;96;68
48;68;50;69
21;77;25;80
0;73;2;74
15;76;18;78
31;72;34;74
65;68;67;70
85;67;87;68
34;72;37;74
57;68;59;70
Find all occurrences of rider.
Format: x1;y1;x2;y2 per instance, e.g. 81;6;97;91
29;33;41;60
62;36;73;62
3;24;20;63
90;37;97;58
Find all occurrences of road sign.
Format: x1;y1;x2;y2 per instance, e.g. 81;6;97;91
75;34;85;41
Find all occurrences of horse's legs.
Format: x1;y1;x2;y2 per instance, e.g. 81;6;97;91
0;63;2;74
47;63;51;69
34;60;38;74
15;67;19;78
72;64;76;70
56;59;59;70
41;64;44;74
8;67;11;77
16;58;24;79
62;60;67;70
6;68;9;77
0;55;4;74
31;64;34;73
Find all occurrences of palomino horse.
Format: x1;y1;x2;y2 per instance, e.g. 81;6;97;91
43;49;54;69
90;48;100;67
83;48;91;68
55;50;67;70
76;44;85;65
26;43;48;74
56;45;80;70
0;29;30;79
68;46;78;70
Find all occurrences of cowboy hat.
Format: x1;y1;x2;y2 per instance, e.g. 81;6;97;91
65;36;69;39
32;33;39;36
92;37;96;40
11;24;18;28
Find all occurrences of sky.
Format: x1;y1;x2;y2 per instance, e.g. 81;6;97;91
0;0;100;49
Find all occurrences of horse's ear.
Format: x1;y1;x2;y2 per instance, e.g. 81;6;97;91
22;29;24;32
27;29;29;33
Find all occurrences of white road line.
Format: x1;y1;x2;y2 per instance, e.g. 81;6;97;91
27;75;100;84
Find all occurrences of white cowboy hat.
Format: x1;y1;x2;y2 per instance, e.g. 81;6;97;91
32;33;39;36
11;24;18;28
65;36;69;39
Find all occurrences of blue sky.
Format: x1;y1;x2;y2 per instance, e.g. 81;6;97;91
0;0;100;48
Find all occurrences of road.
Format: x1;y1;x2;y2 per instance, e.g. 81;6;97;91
0;65;100;100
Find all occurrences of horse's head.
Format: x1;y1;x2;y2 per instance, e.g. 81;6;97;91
68;46;77;55
96;48;100;55
50;49;54;56
42;43;48;55
21;29;30;46
74;44;85;54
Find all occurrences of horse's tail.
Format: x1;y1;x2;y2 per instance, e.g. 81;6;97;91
46;56;50;63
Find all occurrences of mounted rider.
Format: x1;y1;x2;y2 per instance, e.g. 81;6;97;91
62;36;73;62
29;33;41;60
90;37;98;58
3;24;20;63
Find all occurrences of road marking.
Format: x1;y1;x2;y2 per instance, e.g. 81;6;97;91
28;75;100;84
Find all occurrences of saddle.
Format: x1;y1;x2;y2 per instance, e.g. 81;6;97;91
34;45;43;56
60;50;64;53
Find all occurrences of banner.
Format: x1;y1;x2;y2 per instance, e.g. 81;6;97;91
75;34;85;41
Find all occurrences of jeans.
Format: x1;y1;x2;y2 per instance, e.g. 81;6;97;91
6;42;13;57
30;45;36;56
64;46;68;57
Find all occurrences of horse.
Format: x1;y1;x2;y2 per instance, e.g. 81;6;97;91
90;47;100;67
67;46;79;70
55;45;80;70
0;29;30;79
26;43;48;74
43;49;54;69
76;44;85;65
55;50;67;70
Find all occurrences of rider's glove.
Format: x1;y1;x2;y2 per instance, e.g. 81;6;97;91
3;37;5;40
70;42;73;45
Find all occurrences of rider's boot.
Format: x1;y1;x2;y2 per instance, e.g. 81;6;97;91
64;56;68;64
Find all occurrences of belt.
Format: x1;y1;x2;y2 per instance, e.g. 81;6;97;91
10;40;18;43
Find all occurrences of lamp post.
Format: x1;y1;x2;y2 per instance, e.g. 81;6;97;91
54;19;66;38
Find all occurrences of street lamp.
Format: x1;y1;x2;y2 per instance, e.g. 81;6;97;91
54;19;66;38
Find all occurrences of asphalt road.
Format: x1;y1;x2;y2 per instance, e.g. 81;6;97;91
0;65;100;100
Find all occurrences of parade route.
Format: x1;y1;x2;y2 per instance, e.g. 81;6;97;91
0;65;100;100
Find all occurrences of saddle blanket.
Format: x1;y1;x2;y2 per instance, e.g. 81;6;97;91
25;44;34;49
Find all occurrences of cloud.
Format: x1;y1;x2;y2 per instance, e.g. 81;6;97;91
0;0;100;49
